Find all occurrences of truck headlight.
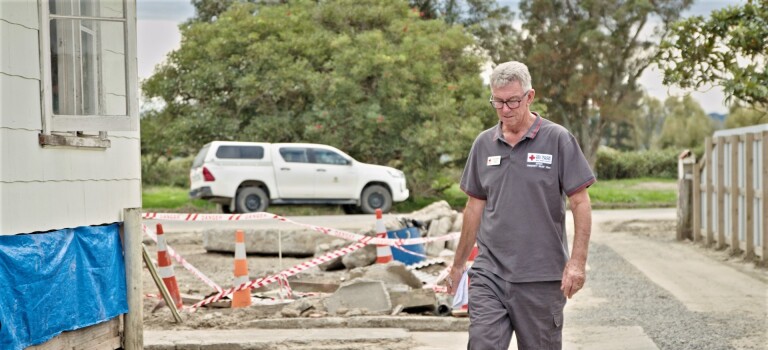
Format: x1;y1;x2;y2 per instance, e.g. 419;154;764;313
387;169;404;178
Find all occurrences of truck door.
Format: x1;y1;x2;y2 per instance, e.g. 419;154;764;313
274;146;315;198
311;147;358;199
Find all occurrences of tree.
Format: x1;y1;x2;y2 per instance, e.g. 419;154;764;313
515;0;693;166
659;95;713;149
411;0;518;63
658;0;768;107
724;103;768;128
629;94;665;151
142;0;493;195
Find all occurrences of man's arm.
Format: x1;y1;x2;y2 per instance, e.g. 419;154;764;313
448;196;485;295
561;188;592;299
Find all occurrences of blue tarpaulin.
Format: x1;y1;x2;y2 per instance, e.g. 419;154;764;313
0;223;128;350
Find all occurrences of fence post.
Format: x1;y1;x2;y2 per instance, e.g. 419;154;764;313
744;133;755;259
693;158;702;243
122;208;143;350
730;135;741;255
763;131;768;265
705;137;714;247
677;150;695;241
717;137;726;250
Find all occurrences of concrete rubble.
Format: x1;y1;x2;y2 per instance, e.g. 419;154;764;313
194;201;466;322
324;279;392;315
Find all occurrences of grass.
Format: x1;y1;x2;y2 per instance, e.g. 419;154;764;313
589;177;677;209
142;177;678;214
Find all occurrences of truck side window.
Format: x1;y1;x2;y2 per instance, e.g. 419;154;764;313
279;147;309;163
313;149;349;165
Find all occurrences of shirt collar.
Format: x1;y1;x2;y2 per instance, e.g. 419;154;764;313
493;112;543;142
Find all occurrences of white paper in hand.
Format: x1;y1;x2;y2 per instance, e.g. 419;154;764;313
452;269;469;309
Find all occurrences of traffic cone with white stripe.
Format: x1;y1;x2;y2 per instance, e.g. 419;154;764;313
156;224;183;309
452;244;478;317
232;229;252;308
375;209;394;264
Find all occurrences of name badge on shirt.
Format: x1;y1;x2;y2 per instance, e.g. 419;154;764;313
487;156;501;166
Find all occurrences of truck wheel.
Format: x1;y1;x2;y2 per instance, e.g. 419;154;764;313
236;187;269;213
360;185;392;214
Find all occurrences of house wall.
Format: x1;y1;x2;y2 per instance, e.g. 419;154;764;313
0;1;141;235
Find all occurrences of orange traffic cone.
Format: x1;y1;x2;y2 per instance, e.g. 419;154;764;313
156;224;183;309
452;244;478;317
375;209;394;264
232;229;252;308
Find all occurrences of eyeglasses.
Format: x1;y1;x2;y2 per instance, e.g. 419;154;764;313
489;90;530;109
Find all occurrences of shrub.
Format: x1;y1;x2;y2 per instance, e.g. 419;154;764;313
595;147;681;180
141;156;193;187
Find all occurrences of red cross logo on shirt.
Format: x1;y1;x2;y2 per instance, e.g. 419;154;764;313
529;155;536;161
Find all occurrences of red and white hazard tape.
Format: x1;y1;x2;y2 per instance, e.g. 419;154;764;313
142;212;459;247
142;224;223;293
191;240;368;309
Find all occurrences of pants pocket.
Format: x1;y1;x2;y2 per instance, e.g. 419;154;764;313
549;312;564;349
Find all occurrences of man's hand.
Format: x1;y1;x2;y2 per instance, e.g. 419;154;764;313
446;265;465;296
560;259;586;299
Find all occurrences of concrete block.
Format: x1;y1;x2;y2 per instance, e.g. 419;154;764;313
315;239;347;271
348;261;423;289
410;200;455;223
426;217;453;256
342;244;376;269
389;288;437;311
324;279;391;314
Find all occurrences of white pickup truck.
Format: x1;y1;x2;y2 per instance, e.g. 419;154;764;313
189;141;409;214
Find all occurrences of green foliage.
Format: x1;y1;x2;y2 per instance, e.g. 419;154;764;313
725;103;768;128
516;0;692;165
143;186;216;210
658;0;768;107
629;95;665;151
141;156;193;187
595;147;681;180
659;95;714;149
411;0;518;63
589;178;677;209
142;0;493;195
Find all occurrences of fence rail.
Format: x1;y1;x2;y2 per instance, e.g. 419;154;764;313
683;126;768;264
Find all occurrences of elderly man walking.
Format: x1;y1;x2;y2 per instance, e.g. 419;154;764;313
448;61;595;349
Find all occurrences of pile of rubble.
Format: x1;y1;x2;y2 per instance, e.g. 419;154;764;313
195;200;464;319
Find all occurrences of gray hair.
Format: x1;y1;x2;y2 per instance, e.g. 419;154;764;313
489;61;532;91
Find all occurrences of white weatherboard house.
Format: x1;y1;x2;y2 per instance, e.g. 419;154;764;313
1;1;143;349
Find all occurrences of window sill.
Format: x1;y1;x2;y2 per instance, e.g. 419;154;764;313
39;133;111;149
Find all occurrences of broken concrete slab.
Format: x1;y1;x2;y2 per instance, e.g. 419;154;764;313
426;217;454;256
342;244;376;269
315;239;347;271
240;316;470;332
389;289;437;311
203;227;342;256
324;279;391;315
410;200;455;224
348;261;423;289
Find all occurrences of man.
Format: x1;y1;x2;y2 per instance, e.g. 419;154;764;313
448;61;595;349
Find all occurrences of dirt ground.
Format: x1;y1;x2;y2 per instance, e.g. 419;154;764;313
143;216;766;332
142;230;445;330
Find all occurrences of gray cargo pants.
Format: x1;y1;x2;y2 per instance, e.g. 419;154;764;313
467;268;566;350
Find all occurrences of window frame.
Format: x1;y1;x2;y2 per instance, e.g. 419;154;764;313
38;0;138;134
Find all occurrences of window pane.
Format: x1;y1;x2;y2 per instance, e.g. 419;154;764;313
313;149;348;165
279;148;309;163
50;0;124;19
50;18;127;116
216;146;266;159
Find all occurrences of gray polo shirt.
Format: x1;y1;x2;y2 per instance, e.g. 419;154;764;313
460;114;596;283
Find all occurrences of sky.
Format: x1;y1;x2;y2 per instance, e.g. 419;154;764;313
136;0;745;115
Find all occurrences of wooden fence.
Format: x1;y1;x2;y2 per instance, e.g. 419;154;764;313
683;125;768;264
